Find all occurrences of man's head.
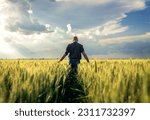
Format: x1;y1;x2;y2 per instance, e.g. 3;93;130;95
73;36;78;42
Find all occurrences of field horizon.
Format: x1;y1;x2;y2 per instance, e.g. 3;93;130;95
0;58;150;60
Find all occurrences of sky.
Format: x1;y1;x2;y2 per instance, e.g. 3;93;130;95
0;0;150;59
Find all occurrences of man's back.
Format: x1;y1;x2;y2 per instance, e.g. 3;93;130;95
65;42;84;59
59;36;89;67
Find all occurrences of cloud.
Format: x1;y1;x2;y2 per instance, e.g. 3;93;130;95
27;0;146;29
55;0;113;5
3;0;52;35
66;24;72;33
45;24;54;32
76;16;128;38
97;19;128;36
4;0;146;35
6;20;48;35
10;43;35;57
0;0;149;58
120;41;150;58
0;39;23;58
27;9;33;14
99;32;150;45
84;35;150;58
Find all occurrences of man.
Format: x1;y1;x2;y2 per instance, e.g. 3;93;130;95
59;36;89;71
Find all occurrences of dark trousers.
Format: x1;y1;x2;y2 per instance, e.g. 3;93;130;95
69;59;80;71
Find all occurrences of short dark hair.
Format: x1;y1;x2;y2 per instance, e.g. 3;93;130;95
73;36;78;41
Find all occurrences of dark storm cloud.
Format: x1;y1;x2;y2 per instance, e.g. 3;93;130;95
118;41;150;58
81;36;150;58
5;0;52;35
97;40;150;58
6;20;47;35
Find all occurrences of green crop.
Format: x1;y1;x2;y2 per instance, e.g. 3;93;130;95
0;59;149;103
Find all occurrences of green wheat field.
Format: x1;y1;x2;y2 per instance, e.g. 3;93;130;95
0;59;150;103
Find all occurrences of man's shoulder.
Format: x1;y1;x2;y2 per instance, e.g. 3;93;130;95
69;42;83;48
77;42;83;46
77;43;83;48
74;42;83;46
67;43;72;47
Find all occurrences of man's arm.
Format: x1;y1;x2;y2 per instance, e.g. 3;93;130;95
82;51;90;63
58;53;67;62
59;44;70;62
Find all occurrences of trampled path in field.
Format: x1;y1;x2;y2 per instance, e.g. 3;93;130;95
49;69;88;103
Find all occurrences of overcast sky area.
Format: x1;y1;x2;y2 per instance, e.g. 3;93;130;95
0;0;150;58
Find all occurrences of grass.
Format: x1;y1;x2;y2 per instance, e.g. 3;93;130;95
0;59;150;103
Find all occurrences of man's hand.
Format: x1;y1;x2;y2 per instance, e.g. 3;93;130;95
58;60;61;63
58;54;67;63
